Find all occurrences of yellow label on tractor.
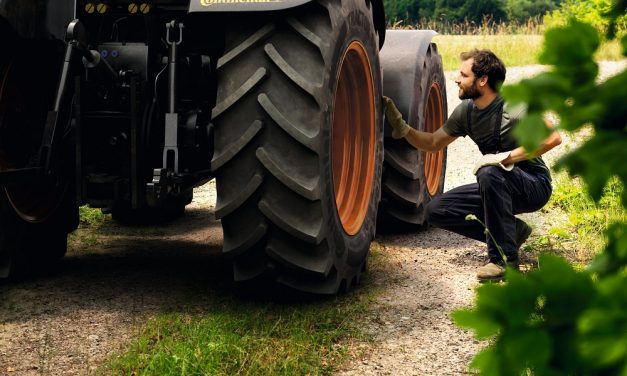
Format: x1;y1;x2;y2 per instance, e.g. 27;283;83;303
200;0;282;6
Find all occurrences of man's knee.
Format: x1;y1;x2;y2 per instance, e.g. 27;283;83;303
425;197;444;226
476;165;505;187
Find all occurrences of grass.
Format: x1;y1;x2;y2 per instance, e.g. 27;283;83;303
68;206;110;249
101;243;387;375
432;35;624;71
104;295;371;375
78;205;109;226
532;173;625;264
433;34;543;71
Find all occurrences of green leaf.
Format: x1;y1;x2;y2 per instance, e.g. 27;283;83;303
513;113;551;153
578;303;627;369
529;255;596;325
541;20;599;65
622;34;627;57
588;222;627;275
469;347;502;376
502;329;552;372
501;268;540;323
502;72;571;111
540;19;600;84
594;69;627;132
451;309;501;339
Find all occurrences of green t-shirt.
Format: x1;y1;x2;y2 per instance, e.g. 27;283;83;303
443;96;550;178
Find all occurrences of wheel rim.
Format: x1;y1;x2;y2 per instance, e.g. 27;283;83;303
0;60;65;223
424;82;445;196
331;41;376;236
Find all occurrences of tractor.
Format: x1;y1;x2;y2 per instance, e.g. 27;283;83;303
0;0;447;293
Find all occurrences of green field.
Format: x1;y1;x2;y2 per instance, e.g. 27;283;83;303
432;34;624;71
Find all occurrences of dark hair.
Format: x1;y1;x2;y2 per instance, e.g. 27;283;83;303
460;49;506;92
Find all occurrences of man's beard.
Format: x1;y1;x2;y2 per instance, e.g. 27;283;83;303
458;80;481;100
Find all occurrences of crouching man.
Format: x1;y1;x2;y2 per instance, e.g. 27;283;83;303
383;49;562;281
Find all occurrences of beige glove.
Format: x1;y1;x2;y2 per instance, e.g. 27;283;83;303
472;152;514;175
383;96;410;139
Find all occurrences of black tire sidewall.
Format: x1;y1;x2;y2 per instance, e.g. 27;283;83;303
320;0;383;272
0;44;77;278
0;185;76;278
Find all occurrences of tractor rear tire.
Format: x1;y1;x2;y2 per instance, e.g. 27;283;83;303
0;44;78;279
212;0;383;294
378;38;447;233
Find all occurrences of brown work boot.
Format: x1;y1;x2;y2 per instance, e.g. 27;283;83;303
476;261;519;282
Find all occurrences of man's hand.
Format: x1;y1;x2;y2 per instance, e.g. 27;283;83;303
472;151;514;175
383;96;410;139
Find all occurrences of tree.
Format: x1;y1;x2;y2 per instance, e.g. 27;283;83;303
504;0;561;23
384;0;435;24
544;0;627;36
433;0;507;23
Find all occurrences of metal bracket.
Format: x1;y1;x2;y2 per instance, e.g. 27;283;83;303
162;20;184;174
39;20;91;177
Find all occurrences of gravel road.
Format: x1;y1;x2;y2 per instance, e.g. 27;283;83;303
0;61;625;376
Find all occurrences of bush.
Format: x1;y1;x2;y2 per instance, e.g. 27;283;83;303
544;0;627;36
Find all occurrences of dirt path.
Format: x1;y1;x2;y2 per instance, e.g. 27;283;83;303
1;62;625;376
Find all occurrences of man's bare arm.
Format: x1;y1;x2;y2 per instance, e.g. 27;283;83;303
502;121;562;165
404;127;457;152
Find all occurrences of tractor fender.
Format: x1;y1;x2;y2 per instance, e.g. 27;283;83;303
379;29;438;124
188;0;386;48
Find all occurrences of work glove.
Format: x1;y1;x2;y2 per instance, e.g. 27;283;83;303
383;96;410;139
472;151;514;175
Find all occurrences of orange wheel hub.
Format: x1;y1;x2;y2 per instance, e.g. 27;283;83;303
424;82;445;196
331;41;376;236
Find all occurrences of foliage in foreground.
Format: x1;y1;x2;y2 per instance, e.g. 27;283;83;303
453;4;627;375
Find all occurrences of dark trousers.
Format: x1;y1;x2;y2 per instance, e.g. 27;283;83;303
425;165;552;263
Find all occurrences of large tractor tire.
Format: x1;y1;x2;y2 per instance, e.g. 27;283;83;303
377;31;447;233
0;43;78;279
211;0;383;294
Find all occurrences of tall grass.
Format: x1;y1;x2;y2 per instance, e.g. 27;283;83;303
432;34;544;71
393;15;545;35
542;173;625;263
430;34;624;71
